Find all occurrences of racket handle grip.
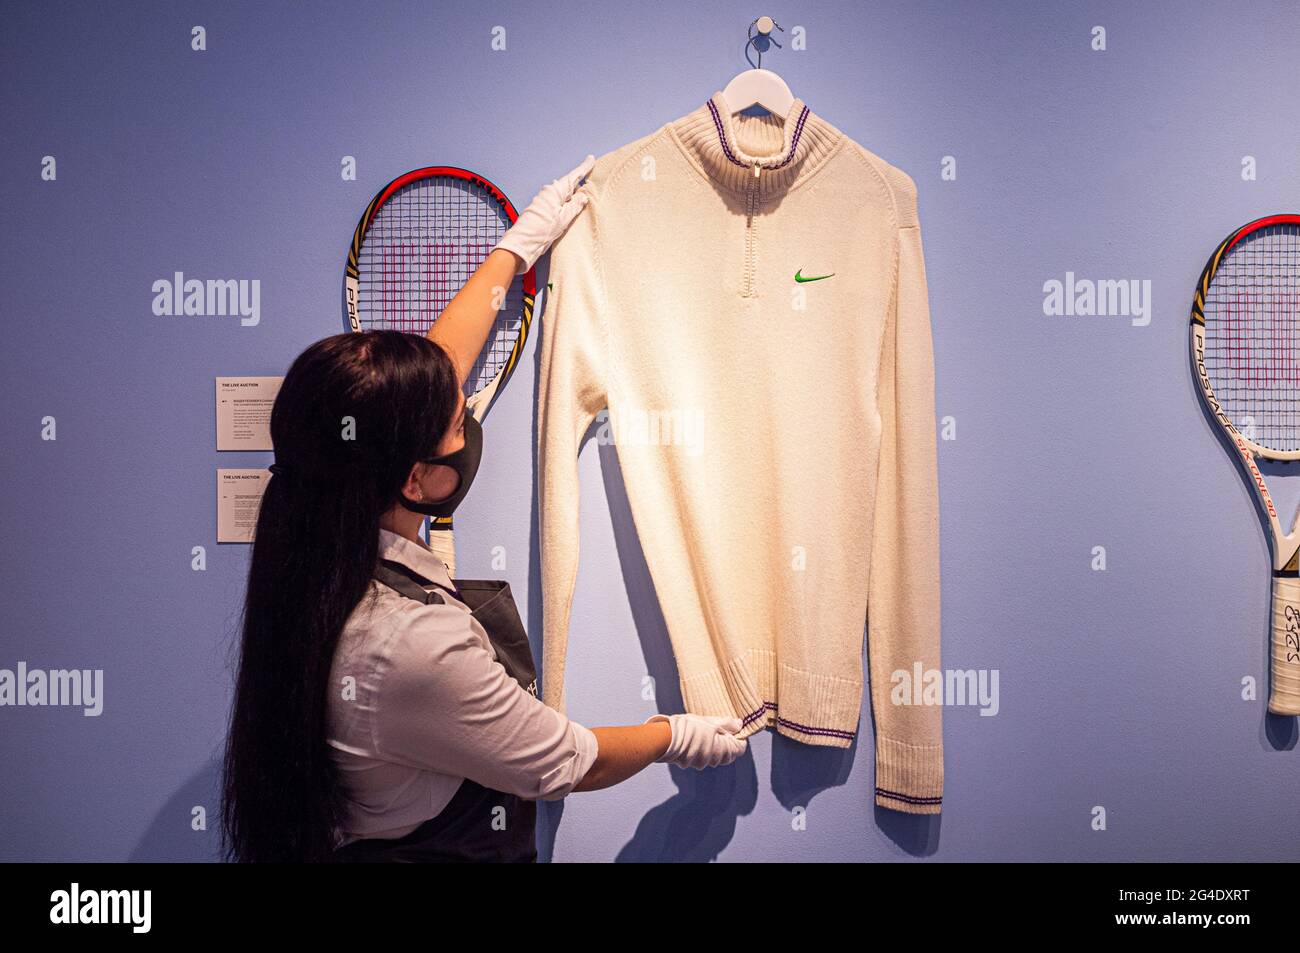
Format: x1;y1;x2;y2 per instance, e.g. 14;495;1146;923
1269;575;1300;715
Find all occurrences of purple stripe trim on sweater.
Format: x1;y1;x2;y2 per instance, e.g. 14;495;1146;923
740;701;777;729
739;700;857;741
705;98;811;171
875;788;943;805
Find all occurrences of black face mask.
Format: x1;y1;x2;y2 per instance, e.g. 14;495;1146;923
399;412;483;518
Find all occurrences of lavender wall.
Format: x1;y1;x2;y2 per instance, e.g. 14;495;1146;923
2;0;1297;861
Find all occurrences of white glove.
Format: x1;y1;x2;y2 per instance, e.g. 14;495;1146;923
493;153;595;276
644;713;748;770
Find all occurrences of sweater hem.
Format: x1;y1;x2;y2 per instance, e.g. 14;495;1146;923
678;648;863;750
874;788;942;815
873;734;944;815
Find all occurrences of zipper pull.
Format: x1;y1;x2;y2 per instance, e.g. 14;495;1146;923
752;162;761;179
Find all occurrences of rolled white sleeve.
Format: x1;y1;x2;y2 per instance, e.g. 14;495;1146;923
370;600;599;801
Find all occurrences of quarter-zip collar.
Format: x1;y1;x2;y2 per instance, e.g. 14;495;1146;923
668;90;843;196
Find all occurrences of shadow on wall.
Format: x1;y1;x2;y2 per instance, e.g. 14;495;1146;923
526;365;940;859
129;756;224;862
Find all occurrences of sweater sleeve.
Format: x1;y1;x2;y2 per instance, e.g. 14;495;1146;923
867;171;944;815
535;186;609;714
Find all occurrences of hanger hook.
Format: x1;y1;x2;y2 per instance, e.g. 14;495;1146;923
745;16;784;69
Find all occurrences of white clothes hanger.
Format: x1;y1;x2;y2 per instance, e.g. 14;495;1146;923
719;17;794;117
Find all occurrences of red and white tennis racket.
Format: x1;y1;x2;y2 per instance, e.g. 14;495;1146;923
1190;213;1300;715
343;166;538;574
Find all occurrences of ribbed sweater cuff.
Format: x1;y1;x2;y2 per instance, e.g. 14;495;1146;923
874;735;944;815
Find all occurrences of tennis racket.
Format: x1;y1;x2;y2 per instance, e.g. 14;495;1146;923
343;166;538;575
1190;213;1300;716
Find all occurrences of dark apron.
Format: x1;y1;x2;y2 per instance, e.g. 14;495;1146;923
332;558;539;863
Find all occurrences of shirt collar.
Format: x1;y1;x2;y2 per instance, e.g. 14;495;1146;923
667;90;843;196
377;527;455;589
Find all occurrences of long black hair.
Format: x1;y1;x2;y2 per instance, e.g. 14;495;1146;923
221;330;460;863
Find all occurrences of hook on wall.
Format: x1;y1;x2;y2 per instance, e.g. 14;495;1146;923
744;15;785;69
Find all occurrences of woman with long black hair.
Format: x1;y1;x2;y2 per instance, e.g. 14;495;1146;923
220;157;747;863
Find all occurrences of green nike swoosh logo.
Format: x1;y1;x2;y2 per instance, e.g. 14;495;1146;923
794;270;835;283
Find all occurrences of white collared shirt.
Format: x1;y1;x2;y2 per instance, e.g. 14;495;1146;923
326;528;599;846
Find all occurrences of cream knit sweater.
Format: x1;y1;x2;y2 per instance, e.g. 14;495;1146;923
536;91;943;814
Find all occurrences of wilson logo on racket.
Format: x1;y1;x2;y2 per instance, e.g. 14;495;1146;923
794;269;834;283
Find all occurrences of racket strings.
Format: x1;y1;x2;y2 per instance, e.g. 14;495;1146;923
355;176;526;397
1202;222;1300;452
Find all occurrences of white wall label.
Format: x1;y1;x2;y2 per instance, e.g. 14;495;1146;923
217;469;270;543
216;376;281;450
